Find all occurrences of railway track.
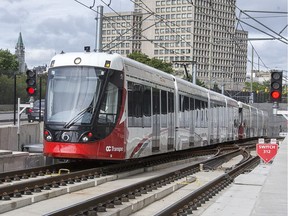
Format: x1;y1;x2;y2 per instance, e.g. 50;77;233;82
0;147;218;201
0;140;259;215
44;148;251;216
155;156;259;216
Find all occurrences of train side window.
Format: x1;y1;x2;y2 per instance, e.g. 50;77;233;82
201;100;208;109
161;90;167;127
179;95;183;112
190;98;195;110
128;82;134;118
98;82;118;123
143;86;151;127
168;92;174;113
195;99;201;110
184;96;189;128
153;88;160;115
179;95;184;128
128;82;143;127
184;96;189;111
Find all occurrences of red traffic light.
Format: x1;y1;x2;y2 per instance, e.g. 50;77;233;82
26;69;37;96
271;91;281;99
270;70;283;103
26;87;36;95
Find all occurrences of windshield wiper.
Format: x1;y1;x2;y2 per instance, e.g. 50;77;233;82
63;106;93;129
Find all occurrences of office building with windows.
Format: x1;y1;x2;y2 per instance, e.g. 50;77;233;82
102;0;248;90
102;12;142;55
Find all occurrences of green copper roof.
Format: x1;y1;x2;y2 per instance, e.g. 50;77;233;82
16;32;25;48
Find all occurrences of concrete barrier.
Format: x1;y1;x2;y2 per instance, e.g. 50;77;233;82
0;150;45;172
0;122;43;151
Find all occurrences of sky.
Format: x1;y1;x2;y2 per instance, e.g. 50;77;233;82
0;0;287;75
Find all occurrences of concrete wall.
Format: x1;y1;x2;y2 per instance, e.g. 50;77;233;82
0;151;45;172
0;122;43;151
253;103;287;137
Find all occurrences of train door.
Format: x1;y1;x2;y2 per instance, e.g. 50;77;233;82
152;88;160;152
238;104;244;139
207;93;211;146
167;92;175;150
189;97;195;147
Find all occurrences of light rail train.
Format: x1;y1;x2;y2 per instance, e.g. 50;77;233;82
43;51;268;160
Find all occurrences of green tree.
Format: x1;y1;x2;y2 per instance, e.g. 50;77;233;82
127;52;208;87
0;73;47;105
147;57;174;74
243;81;270;93
183;74;206;88
127;52;150;65
0;75;13;104
127;52;174;74
0;49;19;77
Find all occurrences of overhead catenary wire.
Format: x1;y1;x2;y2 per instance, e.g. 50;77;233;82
232;7;288;71
75;0;183;58
235;6;288;43
75;0;284;73
130;0;194;47
237;16;270;70
237;18;288;45
100;0;184;57
74;0;146;51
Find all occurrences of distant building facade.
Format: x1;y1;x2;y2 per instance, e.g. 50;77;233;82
102;12;142;55
102;0;248;90
15;32;26;73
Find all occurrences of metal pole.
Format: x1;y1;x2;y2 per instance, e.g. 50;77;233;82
192;62;197;84
208;25;213;89
39;76;42;122
13;74;17;125
17;98;20;150
17;98;21;135
221;72;225;94
95;5;103;52
250;48;254;103
17;98;31;150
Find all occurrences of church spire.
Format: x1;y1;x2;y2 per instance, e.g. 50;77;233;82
15;32;26;73
16;32;25;49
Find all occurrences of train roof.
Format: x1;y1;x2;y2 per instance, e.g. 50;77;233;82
175;76;238;106
49;52;125;70
122;54;175;82
48;51;257;110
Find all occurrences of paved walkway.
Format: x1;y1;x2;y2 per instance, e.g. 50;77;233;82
201;136;287;216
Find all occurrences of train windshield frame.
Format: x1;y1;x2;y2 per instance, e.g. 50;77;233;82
46;66;123;127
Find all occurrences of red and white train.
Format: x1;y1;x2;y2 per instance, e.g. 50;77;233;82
43;51;268;160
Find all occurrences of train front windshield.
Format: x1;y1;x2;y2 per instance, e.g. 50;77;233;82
46;66;123;127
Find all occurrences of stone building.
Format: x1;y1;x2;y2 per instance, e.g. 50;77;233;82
15;32;26;73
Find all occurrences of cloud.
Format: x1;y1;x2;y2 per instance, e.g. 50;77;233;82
0;0;287;71
26;48;56;67
237;0;287;71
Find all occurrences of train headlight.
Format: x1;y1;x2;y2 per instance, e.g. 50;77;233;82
81;132;93;142
44;130;53;141
82;136;89;142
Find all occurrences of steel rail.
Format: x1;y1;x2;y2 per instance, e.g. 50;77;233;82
155;156;260;216
44;149;244;216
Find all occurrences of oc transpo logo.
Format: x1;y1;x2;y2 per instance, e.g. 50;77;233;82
106;146;124;152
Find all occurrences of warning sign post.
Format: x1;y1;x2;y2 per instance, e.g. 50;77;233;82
256;143;278;163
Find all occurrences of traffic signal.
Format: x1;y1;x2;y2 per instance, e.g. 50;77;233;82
270;70;282;103
26;69;37;96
